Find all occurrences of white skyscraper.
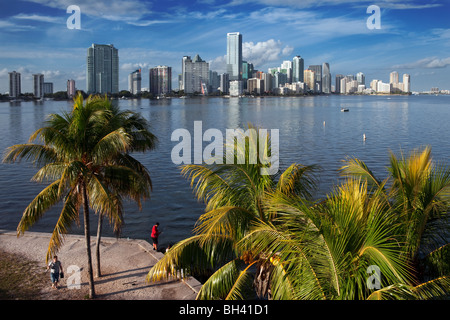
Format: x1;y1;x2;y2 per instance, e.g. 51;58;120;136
128;69;142;95
403;74;410;93
227;32;242;81
86;44;119;94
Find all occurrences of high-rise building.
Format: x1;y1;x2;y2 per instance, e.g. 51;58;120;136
209;70;220;93
403;74;410;93
86;44;119;94
149;66;172;96
229;80;243;97
273;72;287;89
67;79;76;98
304;69;315;92
227;32;242;81
128;69;142;95
182;55;209;94
322;63;331;94
390;71;399;85
247;78;264;95
8;71;21;98
33;73;44;98
335;74;344;94
219;73;229;94
356;72;365;86
281;60;293;84
292;56;304;83
308;65;322;92
43;82;53;95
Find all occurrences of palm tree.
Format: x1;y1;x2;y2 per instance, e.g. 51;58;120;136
146;124;318;299
3;93;156;298
340;146;450;298
91;98;156;277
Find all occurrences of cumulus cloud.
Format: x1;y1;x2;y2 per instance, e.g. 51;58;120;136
243;39;293;67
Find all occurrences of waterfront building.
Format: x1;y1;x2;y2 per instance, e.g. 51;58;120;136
43;82;53;95
227;32;243;81
86;44;119;94
229;80;243;96
182;55;209;94
322;63;331;94
67;79;76;98
219;73;229;94
128;69;142;95
292;56;304;83
308;65;322;93
149;66;172;96
33;73;44;98
8;71;21;98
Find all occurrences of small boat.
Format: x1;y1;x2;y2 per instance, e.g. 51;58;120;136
341;107;349;112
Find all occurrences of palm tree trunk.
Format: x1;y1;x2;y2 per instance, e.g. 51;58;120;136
81;180;96;299
95;213;103;277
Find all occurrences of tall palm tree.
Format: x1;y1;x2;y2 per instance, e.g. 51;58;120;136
91;98;156;277
3;93;156;298
146;124;318;299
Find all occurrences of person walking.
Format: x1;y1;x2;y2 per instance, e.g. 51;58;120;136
151;222;162;251
47;255;63;289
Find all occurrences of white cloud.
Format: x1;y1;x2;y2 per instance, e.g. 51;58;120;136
393;57;450;69
121;62;150;72
228;0;441;10
243;39;293;66
12;14;63;23
21;0;152;21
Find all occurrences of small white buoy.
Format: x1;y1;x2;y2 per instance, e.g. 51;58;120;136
323;121;326;126
363;133;366;141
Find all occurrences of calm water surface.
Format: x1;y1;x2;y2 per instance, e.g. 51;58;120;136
1;95;449;246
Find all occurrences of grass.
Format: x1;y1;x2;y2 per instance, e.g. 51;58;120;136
0;249;48;300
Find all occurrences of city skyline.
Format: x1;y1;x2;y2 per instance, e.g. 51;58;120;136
0;0;449;93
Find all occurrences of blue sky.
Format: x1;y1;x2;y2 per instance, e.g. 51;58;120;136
0;0;449;93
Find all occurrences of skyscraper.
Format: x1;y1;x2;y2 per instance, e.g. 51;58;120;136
390;71;399;84
403;74;410;93
227;32;242;81
303;70;315;91
149;66;172;95
292;56;304;83
322;63;331;94
86;44;119;94
43;82;53;95
67;79;76;98
356;72;365;86
128;69;142;95
335;74;344;94
308;65;322;92
281;60;293;84
8;71;21;98
219;73;229;94
182;55;209;94
33;73;44;99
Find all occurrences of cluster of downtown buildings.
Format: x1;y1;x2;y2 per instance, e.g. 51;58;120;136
6;32;411;99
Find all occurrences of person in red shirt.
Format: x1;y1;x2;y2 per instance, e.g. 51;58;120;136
151;222;162;251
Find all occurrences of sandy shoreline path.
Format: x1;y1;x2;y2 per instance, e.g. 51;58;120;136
0;230;201;300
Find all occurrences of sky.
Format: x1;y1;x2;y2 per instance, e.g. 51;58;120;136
1;0;450;93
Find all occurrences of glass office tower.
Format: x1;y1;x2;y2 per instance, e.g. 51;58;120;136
227;32;242;81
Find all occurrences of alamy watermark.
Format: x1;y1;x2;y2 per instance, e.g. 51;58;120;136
366;5;381;30
66;5;81;30
171;121;279;175
366;265;381;290
66;264;81;289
